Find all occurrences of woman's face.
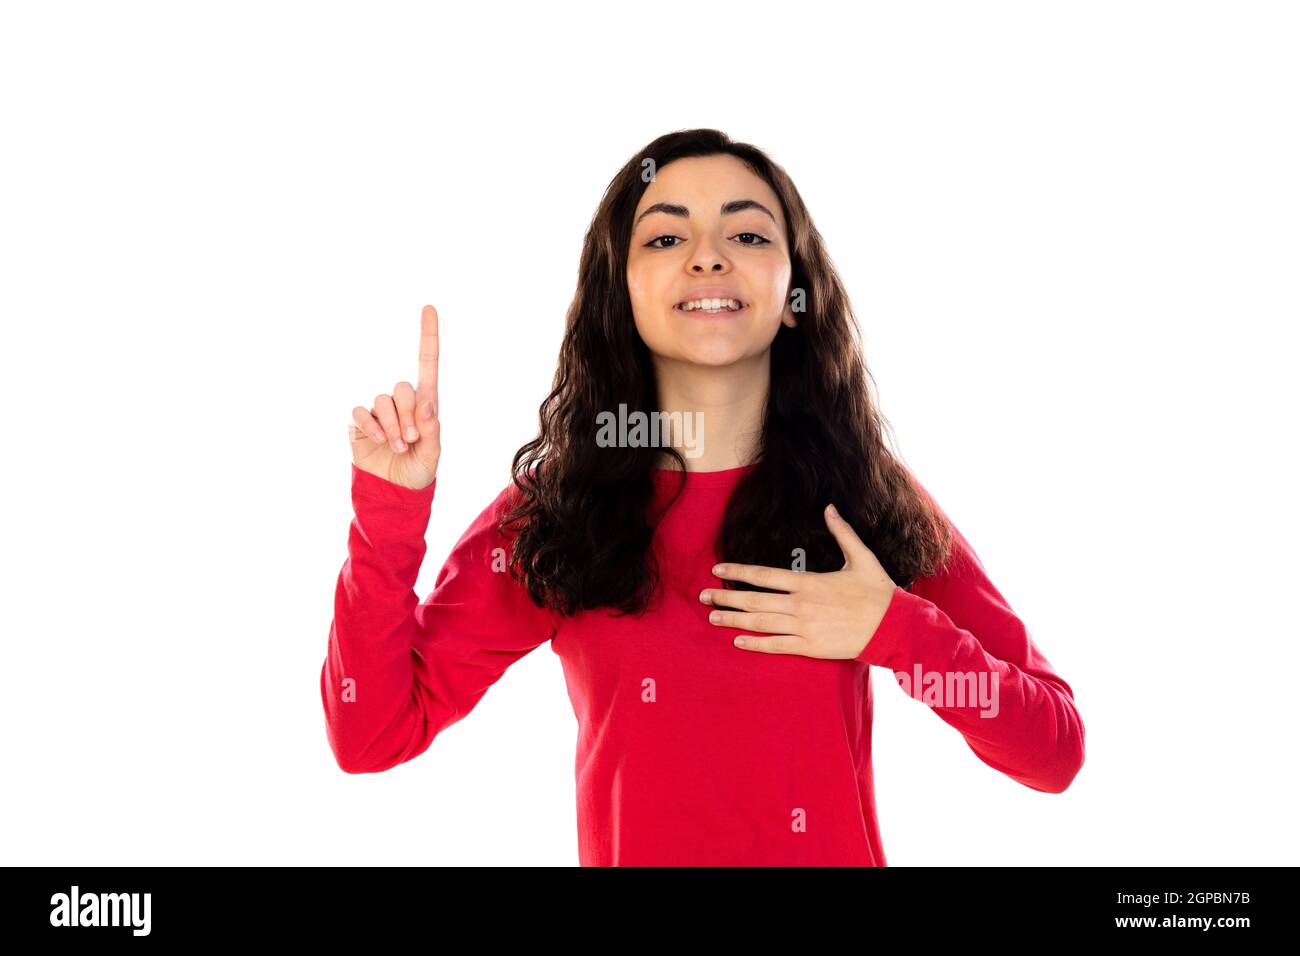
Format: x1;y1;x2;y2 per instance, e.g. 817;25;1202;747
626;154;796;369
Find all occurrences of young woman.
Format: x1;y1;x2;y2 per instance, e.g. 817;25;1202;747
322;128;1085;866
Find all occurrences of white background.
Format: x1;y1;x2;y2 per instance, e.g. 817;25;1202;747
2;1;1295;866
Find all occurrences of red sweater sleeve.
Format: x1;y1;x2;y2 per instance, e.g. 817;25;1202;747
321;463;557;774
855;477;1086;794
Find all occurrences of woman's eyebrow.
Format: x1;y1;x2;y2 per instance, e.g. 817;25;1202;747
634;199;777;228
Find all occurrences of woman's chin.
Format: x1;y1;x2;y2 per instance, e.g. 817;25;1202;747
681;347;751;367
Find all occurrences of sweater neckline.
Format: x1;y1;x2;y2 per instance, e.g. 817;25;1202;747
651;461;759;489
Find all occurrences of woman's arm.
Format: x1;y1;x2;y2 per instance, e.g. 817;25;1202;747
857;478;1086;794
320;464;557;774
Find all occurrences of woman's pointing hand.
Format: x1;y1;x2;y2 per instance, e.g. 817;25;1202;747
348;304;442;490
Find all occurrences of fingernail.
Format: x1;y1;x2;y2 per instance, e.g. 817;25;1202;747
371;430;385;443
699;589;710;604
395;440;406;452
405;426;419;442
827;503;839;518
709;611;721;622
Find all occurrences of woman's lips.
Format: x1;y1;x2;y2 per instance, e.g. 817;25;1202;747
674;303;747;318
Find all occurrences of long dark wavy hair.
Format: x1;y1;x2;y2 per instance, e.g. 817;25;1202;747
500;128;952;617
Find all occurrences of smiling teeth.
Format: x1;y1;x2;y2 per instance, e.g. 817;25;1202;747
679;298;742;312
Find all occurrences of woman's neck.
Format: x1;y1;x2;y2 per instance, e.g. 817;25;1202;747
651;353;767;472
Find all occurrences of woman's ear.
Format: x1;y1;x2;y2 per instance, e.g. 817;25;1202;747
781;285;800;328
781;299;798;329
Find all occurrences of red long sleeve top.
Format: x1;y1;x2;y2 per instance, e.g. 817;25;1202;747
321;461;1085;866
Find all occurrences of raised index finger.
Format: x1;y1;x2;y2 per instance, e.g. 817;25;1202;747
417;304;439;406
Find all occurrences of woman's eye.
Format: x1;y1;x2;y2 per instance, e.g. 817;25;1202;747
734;232;771;246
646;235;681;249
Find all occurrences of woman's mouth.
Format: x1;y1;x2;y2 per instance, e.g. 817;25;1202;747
674;297;746;317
